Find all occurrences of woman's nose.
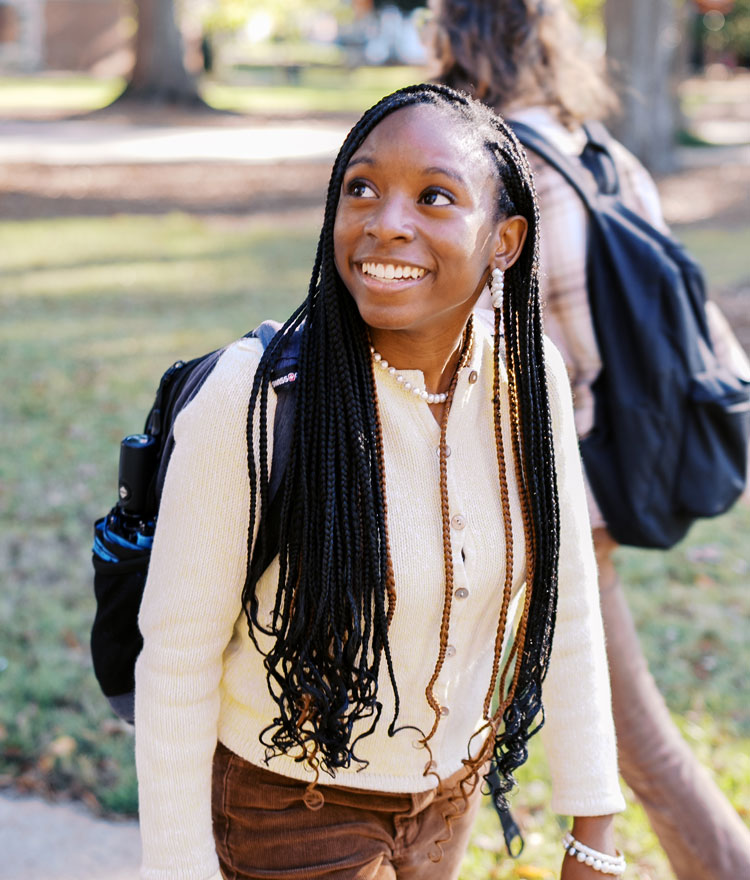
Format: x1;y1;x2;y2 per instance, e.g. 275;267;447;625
364;195;415;241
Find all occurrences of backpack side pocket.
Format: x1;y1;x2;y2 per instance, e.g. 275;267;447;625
676;370;750;516
91;518;150;723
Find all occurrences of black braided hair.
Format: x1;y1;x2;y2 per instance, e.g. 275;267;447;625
241;84;560;796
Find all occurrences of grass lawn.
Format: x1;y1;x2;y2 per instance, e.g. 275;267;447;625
675;225;750;288
1;212;749;878
0;67;421;117
0;75;125;112
204;65;421;114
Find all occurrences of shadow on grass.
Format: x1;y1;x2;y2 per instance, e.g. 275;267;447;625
0;190;328;222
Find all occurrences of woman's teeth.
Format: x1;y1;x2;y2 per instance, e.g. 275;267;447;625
361;262;425;280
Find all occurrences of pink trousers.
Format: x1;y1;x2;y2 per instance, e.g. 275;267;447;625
595;529;750;880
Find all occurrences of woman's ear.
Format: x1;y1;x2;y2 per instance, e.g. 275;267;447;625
492;215;528;271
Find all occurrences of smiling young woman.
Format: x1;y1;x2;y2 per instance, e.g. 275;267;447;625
133;84;624;880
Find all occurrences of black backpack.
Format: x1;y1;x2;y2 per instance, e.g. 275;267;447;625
511;120;750;549
91;321;301;723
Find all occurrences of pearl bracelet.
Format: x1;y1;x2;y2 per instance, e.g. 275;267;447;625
562;831;626;876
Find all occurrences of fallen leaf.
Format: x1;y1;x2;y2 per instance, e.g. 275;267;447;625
37;754;55;774
80;790;101;812
61;629;81;650
514;866;554;879
48;735;77;758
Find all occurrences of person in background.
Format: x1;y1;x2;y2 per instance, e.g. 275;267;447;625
427;2;750;878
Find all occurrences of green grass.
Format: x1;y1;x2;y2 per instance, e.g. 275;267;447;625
204;65;421;114
674;226;750;289
0;67;421;116
0;75;125;112
0;212;315;813
1;213;749;877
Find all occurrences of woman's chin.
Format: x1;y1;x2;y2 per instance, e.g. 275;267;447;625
353;302;423;334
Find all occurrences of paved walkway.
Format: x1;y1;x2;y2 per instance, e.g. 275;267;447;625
0;790;140;880
0;116;747;169
0;118;351;165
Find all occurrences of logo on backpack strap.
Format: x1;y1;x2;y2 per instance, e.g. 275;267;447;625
271;370;298;390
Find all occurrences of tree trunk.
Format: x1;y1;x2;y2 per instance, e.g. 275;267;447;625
604;0;683;174
120;0;203;106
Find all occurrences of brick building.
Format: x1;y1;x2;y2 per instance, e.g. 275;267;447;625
0;0;132;72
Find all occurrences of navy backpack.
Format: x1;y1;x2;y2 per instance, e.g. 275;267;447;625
511;121;750;549
91;321;300;723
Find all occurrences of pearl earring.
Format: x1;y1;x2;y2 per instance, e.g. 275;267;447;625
490;268;504;309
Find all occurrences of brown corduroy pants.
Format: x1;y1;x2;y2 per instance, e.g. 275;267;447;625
211;742;483;880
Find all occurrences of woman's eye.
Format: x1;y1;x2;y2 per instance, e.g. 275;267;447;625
420;189;453;207
347;180;376;198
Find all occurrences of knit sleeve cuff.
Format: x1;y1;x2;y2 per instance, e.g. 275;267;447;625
550;788;626;817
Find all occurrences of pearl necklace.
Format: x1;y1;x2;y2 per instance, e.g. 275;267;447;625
370;347;448;404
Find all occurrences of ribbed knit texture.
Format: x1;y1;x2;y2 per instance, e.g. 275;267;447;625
135;316;624;880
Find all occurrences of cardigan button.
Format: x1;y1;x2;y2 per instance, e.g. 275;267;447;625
439;706;450;717
455;588;469;600
468;370;478;384
451;514;466;530
436;445;451;457
445;644;456;658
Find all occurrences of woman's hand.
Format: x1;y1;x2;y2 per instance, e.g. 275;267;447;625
559;815;619;880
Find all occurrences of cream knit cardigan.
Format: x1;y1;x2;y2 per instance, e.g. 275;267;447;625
135;314;624;880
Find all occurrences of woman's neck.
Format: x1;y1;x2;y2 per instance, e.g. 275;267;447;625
368;325;467;396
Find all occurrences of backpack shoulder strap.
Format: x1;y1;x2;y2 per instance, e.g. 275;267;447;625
509;120;602;212
249;319;284;349
149;321;298;509
248;321;303;583
580;122;620;196
262;322;302;503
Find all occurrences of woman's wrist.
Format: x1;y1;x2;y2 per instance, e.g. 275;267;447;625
570;815;616;855
562;831;625;876
562;815;625;876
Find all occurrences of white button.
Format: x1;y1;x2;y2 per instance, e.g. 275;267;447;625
451;514;466;530
425;760;437;773
440;706;450;717
455;588;469;600
445;645;456;658
468;370;478;384
436;445;451;457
